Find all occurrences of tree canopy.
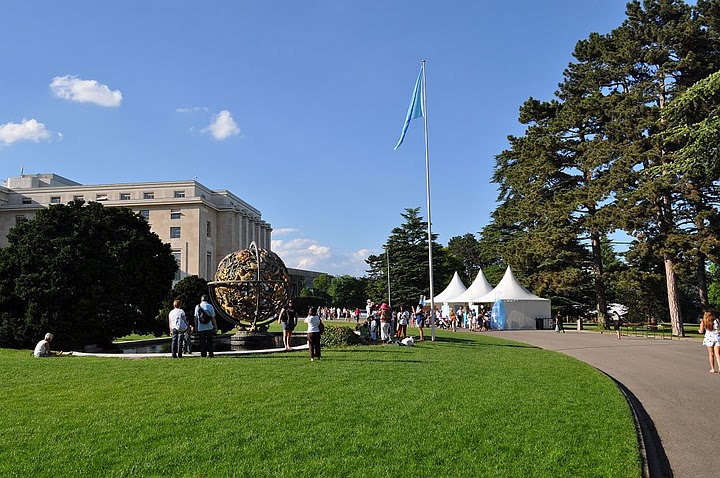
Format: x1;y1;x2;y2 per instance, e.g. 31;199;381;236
480;0;720;333
366;208;452;309
0;201;178;350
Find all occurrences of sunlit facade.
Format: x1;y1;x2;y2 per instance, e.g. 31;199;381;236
0;173;272;281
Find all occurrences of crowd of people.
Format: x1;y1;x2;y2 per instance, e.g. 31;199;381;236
317;306;359;322
350;300;497;345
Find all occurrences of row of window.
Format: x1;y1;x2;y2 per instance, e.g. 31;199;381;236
17;214;209;242
137;210;211;240
41;190;187;205
168;222;212;239
16;211;212;241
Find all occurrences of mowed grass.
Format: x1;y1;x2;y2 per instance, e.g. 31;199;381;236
1;330;640;478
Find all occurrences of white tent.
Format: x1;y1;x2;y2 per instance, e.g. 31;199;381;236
449;269;493;303
433;271;467;303
473;266;551;329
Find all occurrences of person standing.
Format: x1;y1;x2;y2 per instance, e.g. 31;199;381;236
699;309;720;373
366;299;373;318
194;295;217;358
379;303;392;343
415;305;425;342
398;306;409;339
277;299;298;351
169;299;188;358
305;306;322;361
613;311;623;340
183;322;194;355
555;313;565;333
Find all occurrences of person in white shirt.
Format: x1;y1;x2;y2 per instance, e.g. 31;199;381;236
398;306;409;339
168;299;188;358
34;333;58;357
699;309;720;373
305;307;322;361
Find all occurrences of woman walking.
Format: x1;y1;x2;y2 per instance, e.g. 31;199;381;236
305;307;322;361
415;305;425;342
613;311;623;340
699;309;720;373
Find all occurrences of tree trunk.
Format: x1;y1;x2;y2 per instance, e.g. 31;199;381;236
590;232;609;329
664;255;685;337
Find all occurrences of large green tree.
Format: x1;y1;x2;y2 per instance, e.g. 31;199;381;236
486;0;720;334
662;69;720;308
328;275;368;309
446;233;482;284
0;200;178;350
606;0;720;335
488;100;598;318
366;208;452;309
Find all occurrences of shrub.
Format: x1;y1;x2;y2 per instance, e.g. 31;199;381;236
320;325;359;347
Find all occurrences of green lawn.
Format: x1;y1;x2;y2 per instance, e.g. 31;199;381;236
1;330;640;477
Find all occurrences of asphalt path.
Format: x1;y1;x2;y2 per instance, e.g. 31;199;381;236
497;329;713;478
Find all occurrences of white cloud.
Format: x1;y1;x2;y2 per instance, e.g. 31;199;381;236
176;106;209;113
204;110;240;140
272;238;331;271
271;232;374;277
50;75;122;107
0;118;52;145
273;228;300;236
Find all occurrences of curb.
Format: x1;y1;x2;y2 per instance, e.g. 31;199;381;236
604;373;673;478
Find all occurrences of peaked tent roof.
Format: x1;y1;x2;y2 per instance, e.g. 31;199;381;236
449;269;493;303
473;266;548;302
433;271;467;303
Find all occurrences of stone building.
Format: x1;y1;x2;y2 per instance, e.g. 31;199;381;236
0;173;272;281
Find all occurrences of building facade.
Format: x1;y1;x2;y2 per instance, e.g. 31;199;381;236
286;267;321;298
0;173;272;281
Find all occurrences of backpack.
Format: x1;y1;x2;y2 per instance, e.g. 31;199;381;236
198;306;212;325
176;315;188;332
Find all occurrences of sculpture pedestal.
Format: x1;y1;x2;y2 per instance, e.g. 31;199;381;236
230;331;280;351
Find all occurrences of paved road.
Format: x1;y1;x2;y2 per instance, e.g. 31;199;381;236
498;329;712;478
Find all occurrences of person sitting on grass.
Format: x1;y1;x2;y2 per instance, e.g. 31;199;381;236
33;333;71;357
355;321;370;342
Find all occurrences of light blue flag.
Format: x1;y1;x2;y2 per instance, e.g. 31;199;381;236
394;68;424;150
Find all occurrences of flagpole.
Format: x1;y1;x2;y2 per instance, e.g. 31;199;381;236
393;60;435;340
421;60;436;341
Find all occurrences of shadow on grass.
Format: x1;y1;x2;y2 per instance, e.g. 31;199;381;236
433;336;538;349
239;349;426;364
324;357;424;364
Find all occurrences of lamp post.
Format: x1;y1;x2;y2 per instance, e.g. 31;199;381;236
386;246;392;310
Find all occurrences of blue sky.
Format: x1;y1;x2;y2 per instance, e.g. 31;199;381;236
1;0;633;277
